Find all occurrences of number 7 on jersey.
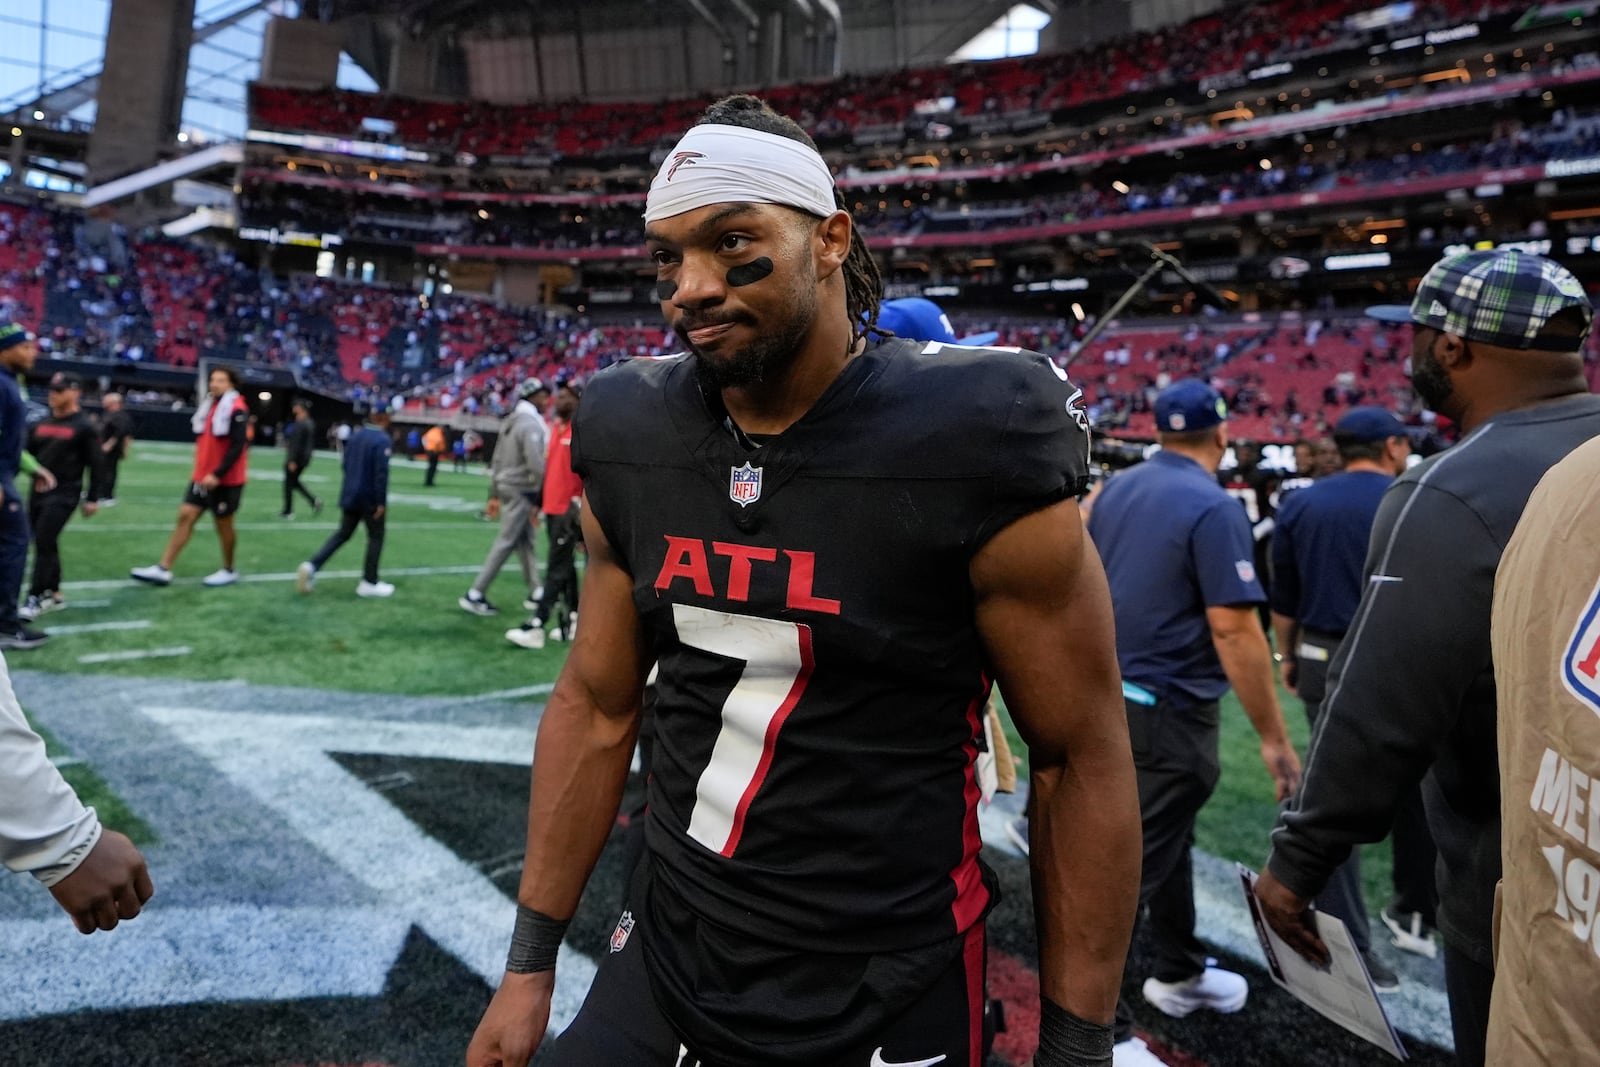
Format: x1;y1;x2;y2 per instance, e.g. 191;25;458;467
673;603;815;857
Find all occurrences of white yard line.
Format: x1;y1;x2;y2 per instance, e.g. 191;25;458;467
66;522;484;533
64;564;482;592
77;646;192;664
455;682;556;704
64;599;113;610
47;620;152;636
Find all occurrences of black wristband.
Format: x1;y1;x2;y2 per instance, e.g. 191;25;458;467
1034;997;1113;1067
506;904;569;974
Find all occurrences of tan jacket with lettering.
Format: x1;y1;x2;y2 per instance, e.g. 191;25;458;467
1489;433;1600;1065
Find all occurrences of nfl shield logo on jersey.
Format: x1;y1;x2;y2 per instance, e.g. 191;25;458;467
729;461;762;507
610;910;636;953
1563;577;1600;718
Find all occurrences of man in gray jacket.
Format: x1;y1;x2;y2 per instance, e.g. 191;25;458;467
461;379;550;616
1254;249;1600;1066
1;653;153;932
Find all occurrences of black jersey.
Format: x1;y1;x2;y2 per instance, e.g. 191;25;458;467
575;336;1088;944
28;411;108;501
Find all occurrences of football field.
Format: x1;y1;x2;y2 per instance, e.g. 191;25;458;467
1;442;1451;1066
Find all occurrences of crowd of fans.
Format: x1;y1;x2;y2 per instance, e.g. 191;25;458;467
239;110;1600;255
250;0;1530;164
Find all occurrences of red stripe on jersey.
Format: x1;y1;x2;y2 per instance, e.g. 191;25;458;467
718;623;815;857
963;922;986;1067
949;679;992;931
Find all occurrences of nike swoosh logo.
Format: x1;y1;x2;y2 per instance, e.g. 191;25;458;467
870;1050;947;1067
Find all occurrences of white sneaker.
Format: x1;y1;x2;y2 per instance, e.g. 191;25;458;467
130;564;172;586
202;569;238;587
296;562;316;594
357;580;395;598
1114;1037;1170;1067
1142;965;1248;1017
505;625;546;650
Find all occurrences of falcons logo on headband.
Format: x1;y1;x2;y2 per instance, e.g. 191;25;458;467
666;151;705;180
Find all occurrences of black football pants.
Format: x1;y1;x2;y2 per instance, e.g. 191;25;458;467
309;507;385;582
283;464;317;514
27;490;78;598
532;510;580;628
1115;694;1220;1044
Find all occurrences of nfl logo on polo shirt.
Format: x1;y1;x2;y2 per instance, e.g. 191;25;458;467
730;461;762;507
1564;576;1600;718
610;910;635;953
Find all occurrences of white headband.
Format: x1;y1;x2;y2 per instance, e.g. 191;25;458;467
644;124;837;225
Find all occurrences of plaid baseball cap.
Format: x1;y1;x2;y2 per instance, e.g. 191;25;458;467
1367;249;1594;352
1154;378;1229;433
516;377;550;400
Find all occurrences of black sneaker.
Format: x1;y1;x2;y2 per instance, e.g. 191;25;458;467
0;627;50;650
458;591;499;616
314;498;325;516
1361;948;1400;993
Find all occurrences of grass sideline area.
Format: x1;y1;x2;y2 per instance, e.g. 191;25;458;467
35;442;1392;907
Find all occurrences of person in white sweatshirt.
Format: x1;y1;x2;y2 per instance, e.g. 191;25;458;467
0;654;153;932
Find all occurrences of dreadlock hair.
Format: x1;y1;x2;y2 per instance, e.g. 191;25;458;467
694;94;885;350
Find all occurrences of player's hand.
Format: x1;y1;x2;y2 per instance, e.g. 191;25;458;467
466;970;554;1067
485;498;501;520
372;505;385;520
200;474;221;490
1254;866;1330;966
1279;657;1298;695
287;462;298;473
33;469;57;493
1260;737;1301;802
82;501;99;518
48;830;154;934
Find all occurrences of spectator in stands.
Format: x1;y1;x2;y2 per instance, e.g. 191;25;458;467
461;379;549;617
506;379;582;649
130;366;252;589
1268;405;1415;989
0;324;50;650
20;374;109;623
280;398;323;520
1255;249;1600;1067
1488;434;1600;1064
1087;379;1300;1064
296;402;394;599
96;392;133;506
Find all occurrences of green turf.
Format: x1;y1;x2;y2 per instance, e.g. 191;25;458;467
23;712;155;844
39;442;1396;906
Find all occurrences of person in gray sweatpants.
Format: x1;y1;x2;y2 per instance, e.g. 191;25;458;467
460;379;549;616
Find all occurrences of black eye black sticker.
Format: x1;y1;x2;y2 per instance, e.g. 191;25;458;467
655;279;678;302
725;257;774;288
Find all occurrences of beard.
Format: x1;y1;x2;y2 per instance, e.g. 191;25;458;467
1409;344;1455;414
685;283;816;393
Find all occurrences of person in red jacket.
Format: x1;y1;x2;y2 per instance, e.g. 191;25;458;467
130;366;251;588
506;378;583;649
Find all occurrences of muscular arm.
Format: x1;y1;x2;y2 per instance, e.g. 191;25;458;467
517;496;650;918
971;499;1139;1024
1208;604;1300;800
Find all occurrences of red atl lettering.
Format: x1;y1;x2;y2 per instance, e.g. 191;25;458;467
713;542;778;602
655;536;713;596
653;537;841;615
784;550;841;616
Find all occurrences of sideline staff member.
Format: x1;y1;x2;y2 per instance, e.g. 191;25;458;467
1269;406;1417;986
1489;434;1600;1063
1256;248;1600;1067
1087;379;1301;1060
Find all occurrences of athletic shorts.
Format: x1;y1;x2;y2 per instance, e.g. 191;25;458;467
182;482;244;517
544;860;988;1067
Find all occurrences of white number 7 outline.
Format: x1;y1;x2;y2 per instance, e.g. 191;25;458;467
673;603;815;857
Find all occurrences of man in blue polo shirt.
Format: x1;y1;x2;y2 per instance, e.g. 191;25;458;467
1269;406;1416;989
1087;378;1301;1064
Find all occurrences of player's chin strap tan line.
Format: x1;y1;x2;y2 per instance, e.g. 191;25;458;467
644;124;837;224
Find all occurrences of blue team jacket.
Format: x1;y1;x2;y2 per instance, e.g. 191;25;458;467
339;424;391;511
